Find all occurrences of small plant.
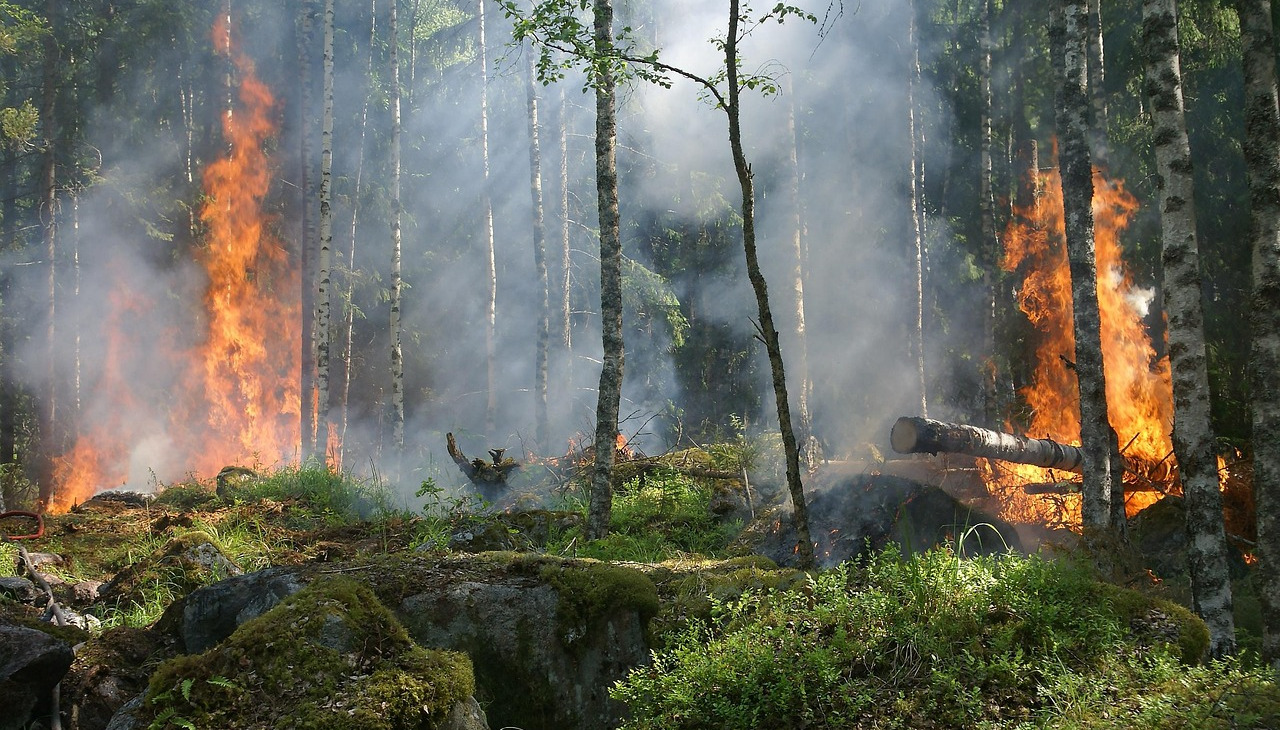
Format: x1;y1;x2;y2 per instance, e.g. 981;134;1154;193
410;478;489;552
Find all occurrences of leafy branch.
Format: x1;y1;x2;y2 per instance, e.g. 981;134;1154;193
498;0;816;111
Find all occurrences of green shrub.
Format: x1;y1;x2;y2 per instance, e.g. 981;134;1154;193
611;547;1279;730
551;470;741;562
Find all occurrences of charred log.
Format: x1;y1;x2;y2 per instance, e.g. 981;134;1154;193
891;416;1085;471
446;432;520;486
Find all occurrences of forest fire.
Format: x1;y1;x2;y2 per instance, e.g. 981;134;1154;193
986;165;1176;527
48;18;299;512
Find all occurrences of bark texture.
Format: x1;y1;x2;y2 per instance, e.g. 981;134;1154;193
389;0;405;451
526;48;550;451
891;416;1085;471
479;0;498;435
1238;0;1280;670
315;0;335;464
727;0;813;568
587;0;623;541
1053;0;1117;537
297;0;317;460
1141;0;1235;657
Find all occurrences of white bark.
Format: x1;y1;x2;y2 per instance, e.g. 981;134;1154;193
1142;0;1235;656
390;0;405;451
315;0;335;464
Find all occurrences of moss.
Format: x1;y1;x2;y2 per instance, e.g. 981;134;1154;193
537;559;660;635
1097;582;1211;664
142;575;473;730
153;482;219;510
646;558;806;644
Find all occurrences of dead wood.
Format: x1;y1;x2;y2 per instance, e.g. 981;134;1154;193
446;432;520;485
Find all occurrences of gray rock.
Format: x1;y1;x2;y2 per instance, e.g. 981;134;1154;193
0;621;76;730
0;576;40;604
71;579;105;605
441;696;490;730
398;568;652;730
103;693;144;730
175;567;305;653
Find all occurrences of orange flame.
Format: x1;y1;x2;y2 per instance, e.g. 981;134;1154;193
989;163;1174;525
49;16;299;511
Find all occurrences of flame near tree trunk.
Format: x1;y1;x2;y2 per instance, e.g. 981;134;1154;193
50;17;299;512
989;163;1175;526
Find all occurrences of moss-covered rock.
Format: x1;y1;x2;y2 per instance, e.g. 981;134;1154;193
141;575;474;730
1096;581;1211;664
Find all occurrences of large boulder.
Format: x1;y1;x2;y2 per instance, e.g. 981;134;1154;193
390;554;658;730
0;621;76;730
130;575;480;730
167;553;659;730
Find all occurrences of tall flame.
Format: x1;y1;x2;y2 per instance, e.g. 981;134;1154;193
990;163;1174;525
49;17;299;511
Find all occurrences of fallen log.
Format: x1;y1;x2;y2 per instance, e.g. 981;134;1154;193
890;416;1084;472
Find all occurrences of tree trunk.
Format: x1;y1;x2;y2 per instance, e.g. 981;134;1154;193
586;0;623;541
37;0;59;507
978;0;999;424
297;0;317;460
907;0;928;418
1141;0;1236;658
1053;0;1117;539
782;76;816;467
891;416;1085;471
315;0;335;465
726;0;813;568
558;83;573;381
340;0;377;464
479;0;498;436
1087;0;1109;165
1237;0;1280;671
526;46;550;451
390;0;405;452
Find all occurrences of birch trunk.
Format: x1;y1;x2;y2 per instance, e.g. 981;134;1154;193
559;84;573;382
479;0;498;436
979;0;998;423
297;0;317;460
782;77;816;467
1053;0;1117;538
390;0;405;452
726;0;813;568
587;0;623;541
1141;0;1236;657
526;47;550;451
1087;0;1109;165
315;0;335;465
37;0;58;506
1238;0;1280;670
340;0;377;462
907;0;927;418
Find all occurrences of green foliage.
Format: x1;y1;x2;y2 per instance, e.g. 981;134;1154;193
611;548;1277;730
551;469;742;562
229;463;389;525
410;477;490;552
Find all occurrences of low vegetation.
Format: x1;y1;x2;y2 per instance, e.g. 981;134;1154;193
4;459;1278;729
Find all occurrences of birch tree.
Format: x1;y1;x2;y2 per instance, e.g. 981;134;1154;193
478;0;499;436
1142;0;1235;657
1238;0;1280;670
297;0;317;459
390;0;405;452
527;44;551;451
315;0;335;464
1052;0;1118;539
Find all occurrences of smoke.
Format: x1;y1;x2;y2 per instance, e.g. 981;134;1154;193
13;0;987;507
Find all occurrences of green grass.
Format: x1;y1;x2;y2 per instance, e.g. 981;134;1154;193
548;471;742;562
611;546;1279;730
